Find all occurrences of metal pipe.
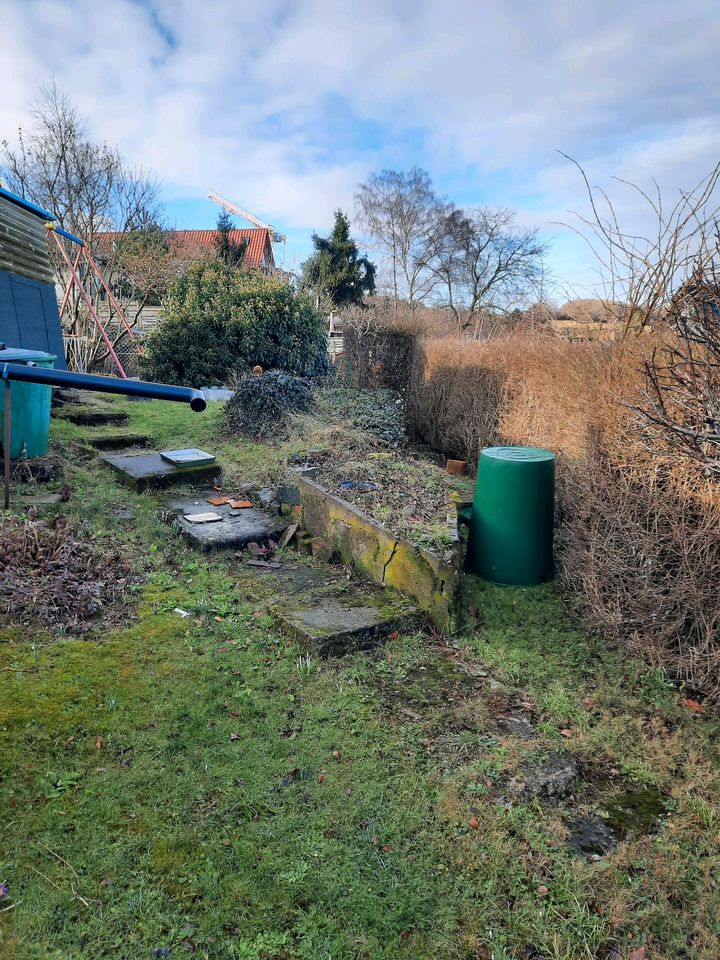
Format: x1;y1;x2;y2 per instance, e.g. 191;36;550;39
0;363;207;412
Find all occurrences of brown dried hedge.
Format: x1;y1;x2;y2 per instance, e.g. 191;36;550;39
406;332;720;702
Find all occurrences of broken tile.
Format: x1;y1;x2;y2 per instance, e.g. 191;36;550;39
278;522;299;549
229;499;253;509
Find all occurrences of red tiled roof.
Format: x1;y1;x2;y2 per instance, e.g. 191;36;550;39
95;228;274;269
170;229;273;269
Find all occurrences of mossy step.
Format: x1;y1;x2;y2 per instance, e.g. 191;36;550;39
87;432;150;450
278;598;418;657
55;404;129;426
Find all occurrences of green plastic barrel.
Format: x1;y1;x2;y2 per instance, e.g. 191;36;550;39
0;348;57;458
469;446;555;585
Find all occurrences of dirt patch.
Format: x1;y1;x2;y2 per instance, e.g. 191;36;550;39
10;456;63;484
0;513;136;634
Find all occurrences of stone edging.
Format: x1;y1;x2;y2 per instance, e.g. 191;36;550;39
284;473;466;632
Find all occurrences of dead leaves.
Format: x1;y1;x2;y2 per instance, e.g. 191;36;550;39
0;514;134;632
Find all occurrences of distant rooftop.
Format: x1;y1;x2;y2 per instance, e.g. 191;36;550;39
97;227;275;270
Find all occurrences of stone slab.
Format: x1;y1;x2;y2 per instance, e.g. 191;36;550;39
508;751;578;802
100;452;220;491
278;600;416;657
166;492;287;551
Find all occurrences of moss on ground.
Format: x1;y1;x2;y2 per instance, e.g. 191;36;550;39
0;397;719;959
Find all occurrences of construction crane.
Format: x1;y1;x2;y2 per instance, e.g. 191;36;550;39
208;190;287;245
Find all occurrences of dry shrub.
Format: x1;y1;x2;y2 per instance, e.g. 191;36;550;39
560;458;720;699
407;333;612;464
408;329;720;701
0;513;135;634
340;301;417;390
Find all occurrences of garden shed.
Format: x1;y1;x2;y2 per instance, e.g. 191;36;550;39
0;186;66;366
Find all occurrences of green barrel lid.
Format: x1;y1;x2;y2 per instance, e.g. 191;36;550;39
481;446;555;462
0;348;57;363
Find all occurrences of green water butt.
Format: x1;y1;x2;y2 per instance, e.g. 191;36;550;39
0;348;56;458
469;445;555;586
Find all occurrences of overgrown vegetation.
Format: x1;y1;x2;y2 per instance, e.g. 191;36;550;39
140;262;329;387
223;370;314;441
0;512;135;633
314;388;407;447
1;397;720;959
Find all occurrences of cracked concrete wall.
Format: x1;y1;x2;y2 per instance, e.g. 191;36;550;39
291;475;460;632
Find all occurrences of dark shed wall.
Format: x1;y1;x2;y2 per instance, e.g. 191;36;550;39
0;192;66;366
0;271;67;364
0;194;56;285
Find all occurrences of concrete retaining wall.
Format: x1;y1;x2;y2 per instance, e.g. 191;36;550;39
289;474;462;632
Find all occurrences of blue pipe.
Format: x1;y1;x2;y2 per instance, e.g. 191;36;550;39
54;226;85;246
0;363;207;412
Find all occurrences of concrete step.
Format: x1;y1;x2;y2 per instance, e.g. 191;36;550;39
86;432;151;450
278;600;418;657
55;406;130;427
100;452;220;492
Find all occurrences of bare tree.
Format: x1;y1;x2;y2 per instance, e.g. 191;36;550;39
637;264;720;477
419;205;468;330
420;206;546;334
1;83;161;369
457;208;546;334
560;152;720;337
355;167;441;311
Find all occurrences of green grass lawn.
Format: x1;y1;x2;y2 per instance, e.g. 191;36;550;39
1;399;719;959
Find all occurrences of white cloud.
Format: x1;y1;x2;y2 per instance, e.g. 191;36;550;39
1;0;719;289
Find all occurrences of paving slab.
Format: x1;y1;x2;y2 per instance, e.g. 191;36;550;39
100;452;220;491
278;600;417;657
245;563;330;596
166;492;286;551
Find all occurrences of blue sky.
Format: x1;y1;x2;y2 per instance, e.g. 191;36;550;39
2;0;719;300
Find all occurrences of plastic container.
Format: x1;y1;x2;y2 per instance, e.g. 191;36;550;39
468;445;555;585
0;348;57;458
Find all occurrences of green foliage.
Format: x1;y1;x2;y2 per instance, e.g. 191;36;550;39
301;209;376;307
223;370;314;441
214;210;247;266
315;387;406;446
140;261;328;386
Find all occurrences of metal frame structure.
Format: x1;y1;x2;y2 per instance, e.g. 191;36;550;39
46;224;142;380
